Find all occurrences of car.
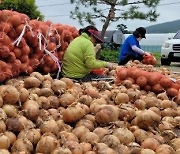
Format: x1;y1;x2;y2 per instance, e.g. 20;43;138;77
161;30;180;65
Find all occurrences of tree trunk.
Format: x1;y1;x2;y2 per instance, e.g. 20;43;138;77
101;0;116;38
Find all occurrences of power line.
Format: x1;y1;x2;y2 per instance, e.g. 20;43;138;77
46;14;70;17
158;1;180;6
41;1;180;18
38;2;71;7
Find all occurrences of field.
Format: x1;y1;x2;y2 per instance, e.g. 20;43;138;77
100;49;161;64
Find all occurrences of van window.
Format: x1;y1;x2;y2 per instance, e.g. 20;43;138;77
173;31;180;39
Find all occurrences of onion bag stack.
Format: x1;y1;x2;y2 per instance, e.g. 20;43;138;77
116;66;180;97
0;10;79;82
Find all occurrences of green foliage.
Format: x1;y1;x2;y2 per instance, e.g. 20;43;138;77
69;0;161;33
100;49;161;65
100;49;119;63
0;0;44;20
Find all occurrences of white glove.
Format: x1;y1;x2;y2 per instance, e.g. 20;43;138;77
106;62;114;69
94;44;101;53
144;52;151;56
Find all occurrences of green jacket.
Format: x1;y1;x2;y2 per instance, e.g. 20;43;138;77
62;33;107;78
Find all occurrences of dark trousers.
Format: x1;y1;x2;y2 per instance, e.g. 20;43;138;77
118;54;143;65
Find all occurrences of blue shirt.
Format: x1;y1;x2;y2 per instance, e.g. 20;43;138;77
118;35;141;62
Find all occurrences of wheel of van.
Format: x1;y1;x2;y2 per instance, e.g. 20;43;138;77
161;58;171;66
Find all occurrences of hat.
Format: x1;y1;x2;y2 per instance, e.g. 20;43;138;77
136;27;146;38
88;29;104;43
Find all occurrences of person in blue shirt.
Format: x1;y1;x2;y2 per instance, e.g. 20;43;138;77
118;27;149;65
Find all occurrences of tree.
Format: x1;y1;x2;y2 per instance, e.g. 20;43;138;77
69;0;161;38
116;24;130;34
0;0;44;20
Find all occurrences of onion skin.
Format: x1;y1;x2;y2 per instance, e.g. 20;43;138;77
115;92;129;104
141;138;160;151
1;85;19;105
0;134;11;149
136;76;147;87
95;105;119;124
36;136;60;154
22;100;40;122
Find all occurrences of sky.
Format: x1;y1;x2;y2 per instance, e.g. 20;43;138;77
35;0;180;31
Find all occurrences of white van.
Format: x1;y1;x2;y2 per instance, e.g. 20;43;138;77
161;30;180;65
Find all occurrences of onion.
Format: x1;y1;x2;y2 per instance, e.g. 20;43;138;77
101;135;120;149
19;88;29;103
80;142;92;153
51;79;67;94
136;76;147;87
136;110;161;130
94;142;117;153
40;119;59;135
30;72;44;83
18;129;41;145
0;120;6;133
93;127;110;140
80;132;100;145
159;76;172;88
37;96;50;110
6;115;28;133
60;77;74;89
22;100;40;121
63;140;83;154
0;149;10;154
72;126;90;139
166;88;179;97
76;119;94;131
119;104;136;121
114;92;129;104
84;87;101;98
144;96;159;108
0;134;10;149
59;93;76;107
152;83;163;94
0;85;19;105
2;104;18;118
58;131;78;144
140;149;156;154
36;135;60;154
63;104;88;123
4;131;16;145
51;147;72;154
122;79;133;88
0;96;3;107
78;95;93;106
117;67;128;80
156;144;175;154
141;137;160;151
24;76;41;89
157;92;169;100
113;128;135;145
133;129;149;144
39;87;54;97
48;96;59;109
148;72;162;86
134;99;146;110
95;105;119;124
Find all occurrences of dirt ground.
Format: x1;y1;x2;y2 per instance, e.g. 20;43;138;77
159;63;180;74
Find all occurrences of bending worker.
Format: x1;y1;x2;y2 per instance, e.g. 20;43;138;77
62;25;113;82
118;27;149;65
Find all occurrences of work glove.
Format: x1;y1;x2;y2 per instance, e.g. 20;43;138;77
106;62;114;70
94;44;101;53
144;51;151;56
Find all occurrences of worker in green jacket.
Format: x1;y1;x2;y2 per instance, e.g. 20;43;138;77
62;25;113;82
